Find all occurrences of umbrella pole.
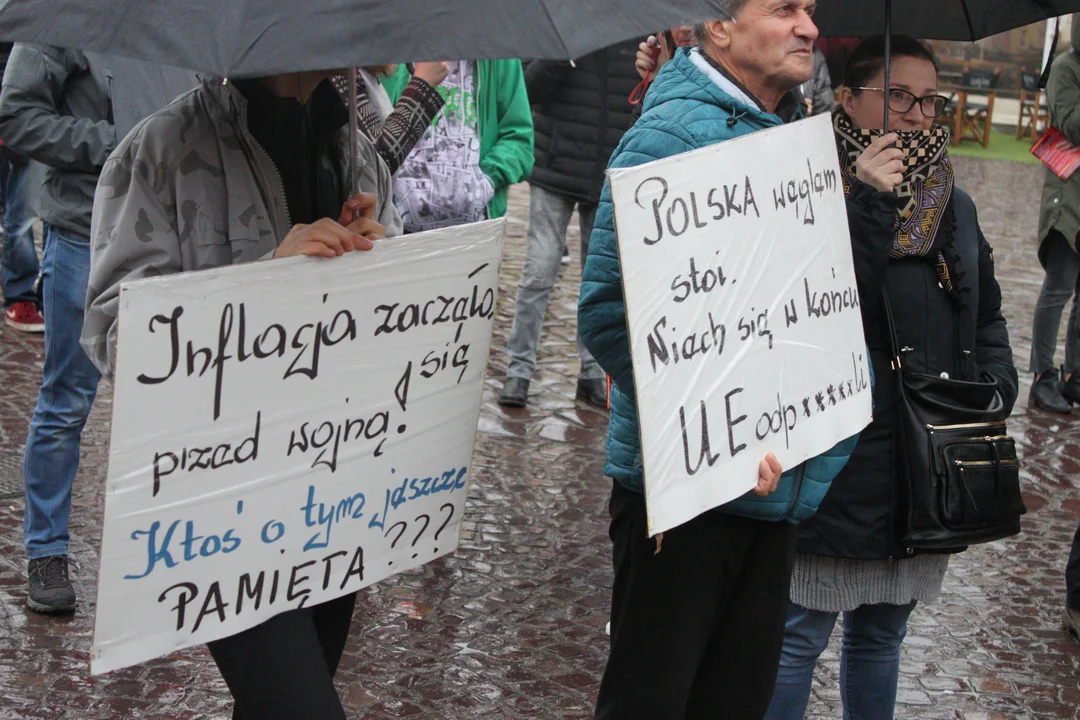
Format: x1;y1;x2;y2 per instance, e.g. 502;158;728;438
348;67;360;216
884;0;892;133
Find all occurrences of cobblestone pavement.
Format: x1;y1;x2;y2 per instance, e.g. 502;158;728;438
0;156;1079;719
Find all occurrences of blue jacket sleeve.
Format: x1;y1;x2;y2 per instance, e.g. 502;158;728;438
578;118;699;396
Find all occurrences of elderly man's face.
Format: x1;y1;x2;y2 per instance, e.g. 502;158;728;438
726;0;818;92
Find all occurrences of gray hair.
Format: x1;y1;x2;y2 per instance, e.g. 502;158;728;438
693;0;747;43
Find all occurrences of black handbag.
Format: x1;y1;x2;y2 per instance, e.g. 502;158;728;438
883;293;1026;552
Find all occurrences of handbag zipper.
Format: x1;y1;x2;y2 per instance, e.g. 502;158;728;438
954;459;1017;468
925;421;1004;431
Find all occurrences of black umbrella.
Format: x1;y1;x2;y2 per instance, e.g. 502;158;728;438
813;0;1078;40
0;0;734;202
813;0;1080;131
0;0;731;78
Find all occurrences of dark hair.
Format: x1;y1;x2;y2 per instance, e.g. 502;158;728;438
842;35;939;89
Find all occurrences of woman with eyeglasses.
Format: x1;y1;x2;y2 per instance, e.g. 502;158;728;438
765;36;1017;719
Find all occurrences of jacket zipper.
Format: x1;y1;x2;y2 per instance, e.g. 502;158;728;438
781;465;806;521
226;82;292;236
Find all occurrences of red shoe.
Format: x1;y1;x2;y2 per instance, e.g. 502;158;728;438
5;301;45;332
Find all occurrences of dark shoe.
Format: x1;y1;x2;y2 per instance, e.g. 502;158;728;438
27;555;76;615
576;377;608;407
498;377;529;408
1064;606;1080;640
1063;373;1080;406
1030;370;1072;413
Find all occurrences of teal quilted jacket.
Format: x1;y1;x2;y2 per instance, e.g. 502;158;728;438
578;47;860;523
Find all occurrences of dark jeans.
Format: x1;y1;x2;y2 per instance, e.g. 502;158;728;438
207;592;358;720
595;481;798;720
1068;522;1080;611
1030;229;1080;375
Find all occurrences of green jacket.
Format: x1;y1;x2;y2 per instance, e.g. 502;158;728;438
384;60;534;219
1038;41;1080;264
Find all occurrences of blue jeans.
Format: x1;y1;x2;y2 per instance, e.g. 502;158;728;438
0;151;40;306
505;184;603;381
23;224;100;559
765;600;918;720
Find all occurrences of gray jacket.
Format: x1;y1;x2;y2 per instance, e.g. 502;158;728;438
83;77;402;377
0;44;197;236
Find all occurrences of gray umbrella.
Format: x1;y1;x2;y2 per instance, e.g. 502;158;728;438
0;0;729;78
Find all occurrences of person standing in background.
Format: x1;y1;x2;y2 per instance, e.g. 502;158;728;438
498;40;639;409
0;43;196;613
383;59;533;233
0;41;44;332
1029;18;1080;414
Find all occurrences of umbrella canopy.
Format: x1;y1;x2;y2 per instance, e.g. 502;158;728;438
0;0;729;78
813;0;1080;40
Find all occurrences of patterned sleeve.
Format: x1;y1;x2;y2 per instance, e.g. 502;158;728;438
372;76;444;175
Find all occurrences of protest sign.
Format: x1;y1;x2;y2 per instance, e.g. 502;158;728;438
91;219;505;674
609;114;872;536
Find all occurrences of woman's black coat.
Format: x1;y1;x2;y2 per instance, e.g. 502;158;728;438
797;182;1019;559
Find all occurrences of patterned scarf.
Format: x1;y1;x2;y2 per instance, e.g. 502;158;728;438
833;109;957;293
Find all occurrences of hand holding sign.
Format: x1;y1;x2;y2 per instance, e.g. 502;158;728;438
273;194;384;259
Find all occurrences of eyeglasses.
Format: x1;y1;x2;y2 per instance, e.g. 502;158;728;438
854;87;950;118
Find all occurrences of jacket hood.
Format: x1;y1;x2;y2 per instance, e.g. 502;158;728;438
1073;14;1080;54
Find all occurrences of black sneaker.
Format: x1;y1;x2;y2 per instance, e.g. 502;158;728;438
1030;369;1072;414
27;555;76;614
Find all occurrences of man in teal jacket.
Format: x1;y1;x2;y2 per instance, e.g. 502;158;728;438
384;60;533;230
579;2;857;717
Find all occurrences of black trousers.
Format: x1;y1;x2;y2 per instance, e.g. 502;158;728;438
595;482;797;720
1068;522;1080;611
207;592;358;720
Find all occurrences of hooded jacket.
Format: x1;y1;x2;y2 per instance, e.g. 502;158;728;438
526;40;640;204
82;77;401;377
382;60;534;220
0;44;197;237
1037;19;1080;260
578;47;858;524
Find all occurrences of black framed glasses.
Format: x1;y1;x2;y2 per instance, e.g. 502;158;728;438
855;87;950;118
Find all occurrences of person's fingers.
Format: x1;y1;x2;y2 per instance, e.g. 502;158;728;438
347;217;386;240
307;226;347;256
339;193;378;224
296;242;339;259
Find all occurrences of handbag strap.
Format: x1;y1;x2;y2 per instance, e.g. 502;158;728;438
881;291;904;371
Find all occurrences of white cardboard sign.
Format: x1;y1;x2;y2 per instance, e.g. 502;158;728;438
91;220;505;674
609;114;872;536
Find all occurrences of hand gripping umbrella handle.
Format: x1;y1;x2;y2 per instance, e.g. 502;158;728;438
629;43;663;106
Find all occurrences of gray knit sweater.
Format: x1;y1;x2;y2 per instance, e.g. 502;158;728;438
790;552;950;612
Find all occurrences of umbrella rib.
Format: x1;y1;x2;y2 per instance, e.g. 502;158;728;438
960;0;976;41
540;0;576;60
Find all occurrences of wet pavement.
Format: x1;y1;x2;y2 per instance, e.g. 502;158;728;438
0;155;1079;718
